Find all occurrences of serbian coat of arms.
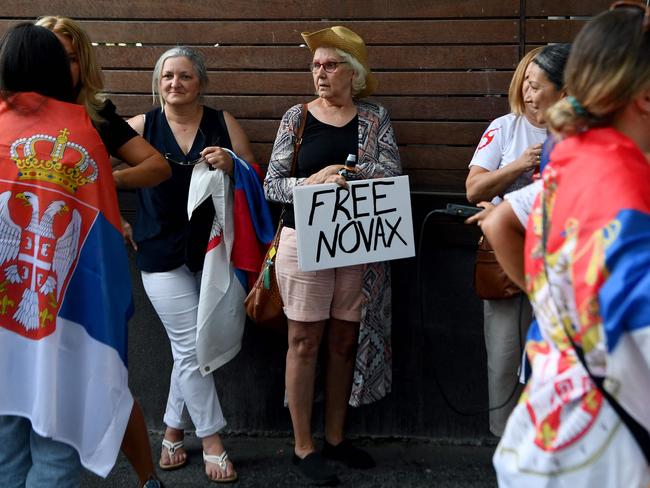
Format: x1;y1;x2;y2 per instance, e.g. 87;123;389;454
0;128;98;340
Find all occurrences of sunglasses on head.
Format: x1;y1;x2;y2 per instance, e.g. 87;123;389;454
610;0;650;31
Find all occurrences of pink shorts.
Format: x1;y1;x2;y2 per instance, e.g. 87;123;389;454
275;227;364;323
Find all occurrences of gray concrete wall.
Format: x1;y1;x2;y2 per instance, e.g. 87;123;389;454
122;193;492;440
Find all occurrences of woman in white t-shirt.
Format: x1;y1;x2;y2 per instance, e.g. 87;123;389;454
465;44;570;436
466;48;546;206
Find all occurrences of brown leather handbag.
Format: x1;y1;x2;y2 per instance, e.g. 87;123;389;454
244;224;287;333
244;104;308;333
473;234;522;300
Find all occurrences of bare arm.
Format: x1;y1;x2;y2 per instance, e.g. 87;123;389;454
127;114;145;135
465;143;541;203
223;111;255;164
112;135;171;189
198;111;256;176
481;201;527;289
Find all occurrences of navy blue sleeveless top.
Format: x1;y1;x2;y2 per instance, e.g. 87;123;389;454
134;106;232;272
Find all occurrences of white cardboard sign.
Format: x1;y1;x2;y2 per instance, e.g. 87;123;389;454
292;175;415;271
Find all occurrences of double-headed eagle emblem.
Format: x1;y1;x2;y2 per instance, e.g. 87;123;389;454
0;190;81;331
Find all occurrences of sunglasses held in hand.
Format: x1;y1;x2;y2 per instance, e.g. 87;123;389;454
163;128;220;166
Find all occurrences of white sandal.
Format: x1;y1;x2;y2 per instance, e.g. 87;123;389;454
159;439;187;470
203;451;238;483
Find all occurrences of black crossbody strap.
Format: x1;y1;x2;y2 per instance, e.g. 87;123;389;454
571;339;650;464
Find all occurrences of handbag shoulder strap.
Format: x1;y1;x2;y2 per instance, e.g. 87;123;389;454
278;103;309;227
290;103;309;177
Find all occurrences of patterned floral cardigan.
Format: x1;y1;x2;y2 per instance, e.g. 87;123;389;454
264;100;401;406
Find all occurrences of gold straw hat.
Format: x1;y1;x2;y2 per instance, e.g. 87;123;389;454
301;26;378;98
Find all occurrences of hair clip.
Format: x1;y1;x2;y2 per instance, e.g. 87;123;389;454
567;96;589;117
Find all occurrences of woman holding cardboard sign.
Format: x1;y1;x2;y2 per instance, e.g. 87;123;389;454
264;26;401;485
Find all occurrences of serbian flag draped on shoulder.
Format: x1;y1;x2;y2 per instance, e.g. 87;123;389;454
188;149;274;375
494;128;650;487
0;92;133;477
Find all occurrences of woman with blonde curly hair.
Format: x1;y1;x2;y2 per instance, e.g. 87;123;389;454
36;16;169;194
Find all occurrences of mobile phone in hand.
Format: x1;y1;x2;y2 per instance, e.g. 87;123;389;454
442;204;482;218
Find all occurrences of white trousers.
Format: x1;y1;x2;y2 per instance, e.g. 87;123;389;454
483;294;532;436
141;265;226;438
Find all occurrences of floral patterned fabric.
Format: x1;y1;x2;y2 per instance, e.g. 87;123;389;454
494;128;650;487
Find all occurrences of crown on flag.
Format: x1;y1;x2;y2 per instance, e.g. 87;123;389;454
10;128;98;193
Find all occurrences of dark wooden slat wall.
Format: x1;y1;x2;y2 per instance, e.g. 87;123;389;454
1;0;611;194
2;1;522;19
0;0;617;440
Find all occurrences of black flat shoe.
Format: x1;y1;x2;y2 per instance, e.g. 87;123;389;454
292;452;340;486
142;475;164;488
322;440;376;469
